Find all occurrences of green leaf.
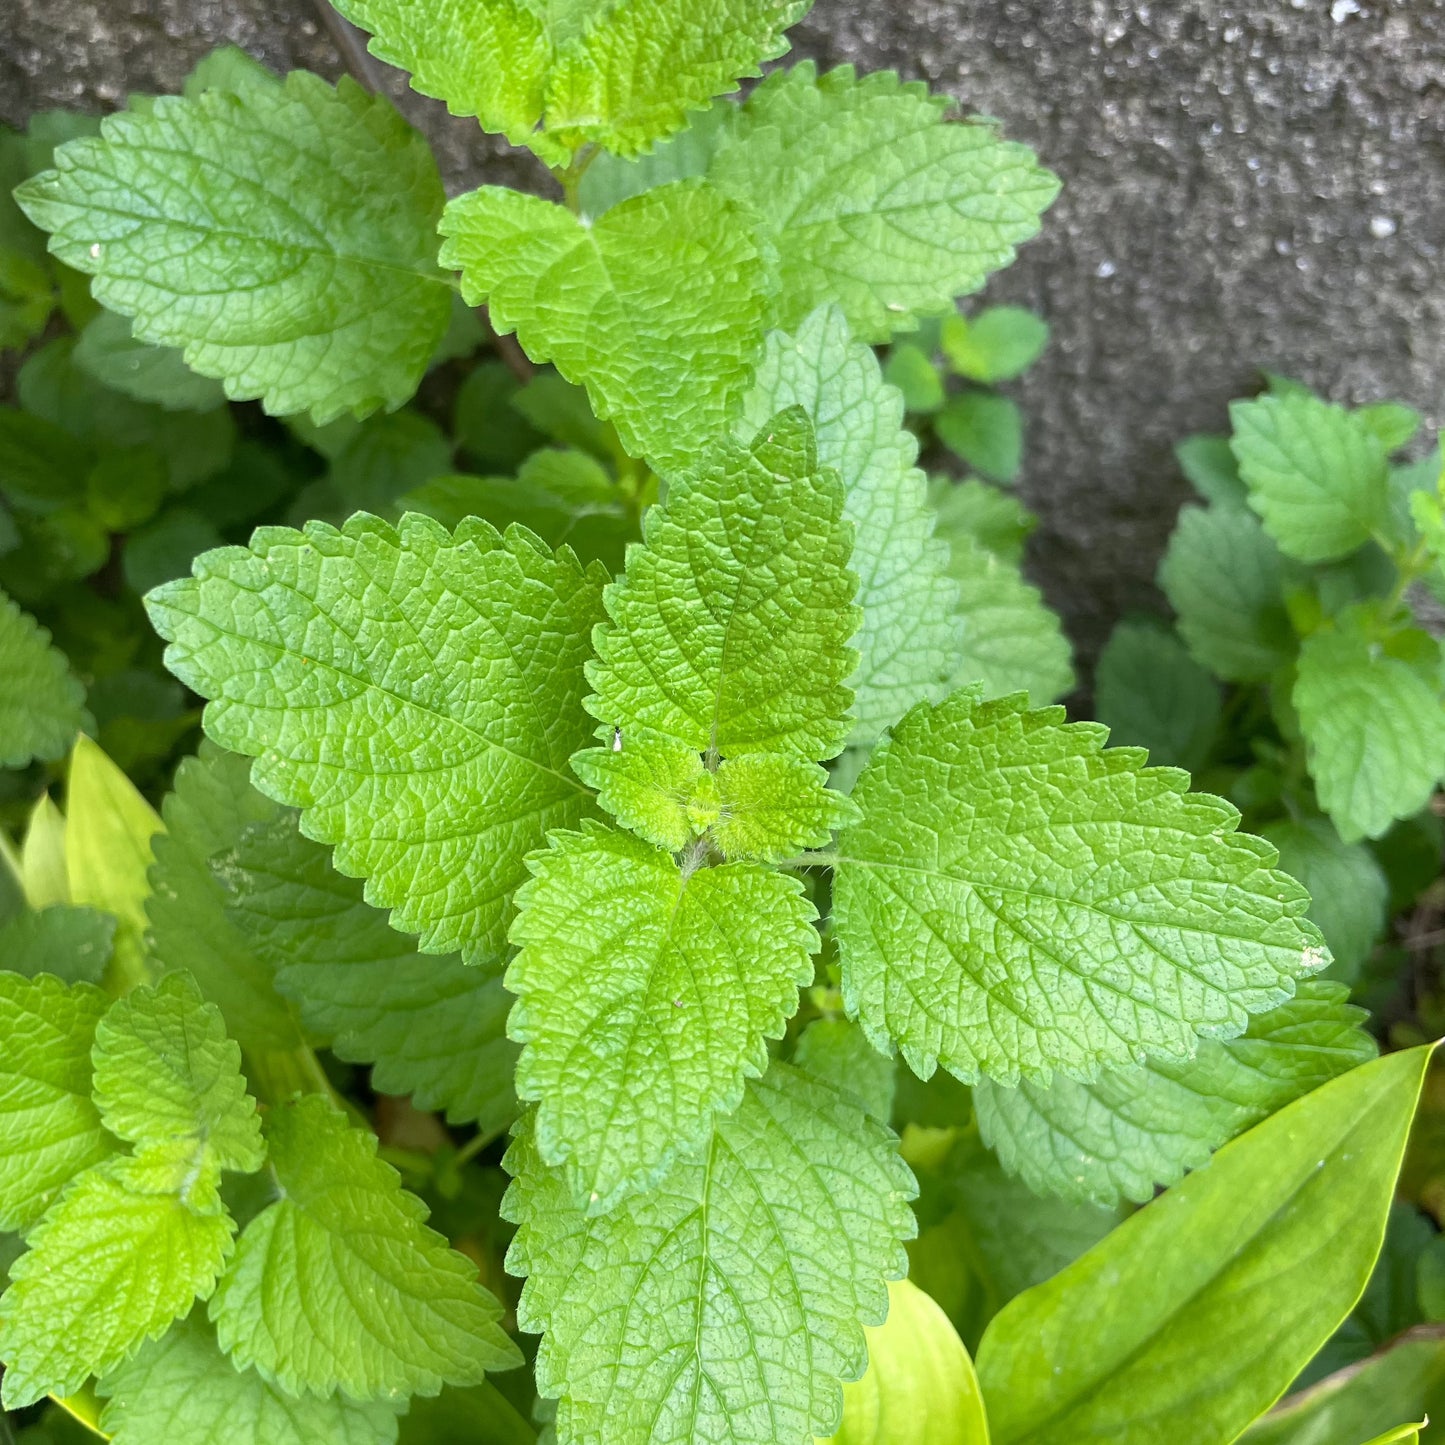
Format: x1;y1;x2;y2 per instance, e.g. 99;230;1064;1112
739;306;961;742
940;306;1049;384
16;74;452;423
578;101;731;217
122;508;226;596
440;181;765;477
1262;818;1389;981
834;689;1325;1084
1158;503;1297;682
65;735;163;992
1357;401;1421;454
0;972;114;1232
20;793;69;908
974;1045;1434;1445
1294;620;1445;842
99;1315;401;1445
1094;620;1221;772
709;65;1059;341
333;0;807;163
183;44;284;101
793;1018;896;1125
0;1151;238;1408
92;972;264;1175
707;752;860;860
0;405;92;515
396;1381;536;1445
210;1093;521;1399
508;823;818;1210
1175;433;1248;506
0;904;114;984
0;588;92;767
936;392;1023;484
1230;393;1390;563
883;342;946;415
973;980;1376;1206
821;1278;989;1445
73;310;227;413
145;512;607;964
218;807;517;1135
929;476;1036;565
944;535;1074;704
505;1061;916;1444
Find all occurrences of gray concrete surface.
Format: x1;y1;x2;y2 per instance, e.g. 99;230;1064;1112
3;0;1442;658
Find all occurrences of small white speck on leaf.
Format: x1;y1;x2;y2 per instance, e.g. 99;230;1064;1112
612;726;623;752
89;243;102;259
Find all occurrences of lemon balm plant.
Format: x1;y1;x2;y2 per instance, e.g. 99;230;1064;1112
0;3;1437;1443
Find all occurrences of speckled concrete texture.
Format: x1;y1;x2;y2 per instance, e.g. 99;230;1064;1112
3;0;1443;657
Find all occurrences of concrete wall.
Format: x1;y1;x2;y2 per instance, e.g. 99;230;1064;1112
4;0;1442;656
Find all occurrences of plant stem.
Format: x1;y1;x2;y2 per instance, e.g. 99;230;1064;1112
313;0;385;94
478;309;536;384
777;851;840;870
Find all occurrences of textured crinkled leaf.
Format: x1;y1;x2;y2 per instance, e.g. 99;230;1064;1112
974;980;1377;1206
73;310;227;413
833;689;1325;1084
505;1061;917;1445
1094;620;1221;772
793;1017;895;1125
0;904;114;984
975;1045;1432;1445
739;306;959;742
146;743;310;1060
1158;503;1297;682
0;971;114;1232
218;808;516;1135
15;74;452;423
440;182;764;476
709;753;859;860
508;824;817;1210
210;1094;520;1399
944;534;1073;704
91;971;264;1174
99;1315;401;1445
0;587;92;767
709;65;1059;341
585;408;857;771
1294;624;1445;843
0;1152;236;1408
1230;393;1389;563
145;512;606;964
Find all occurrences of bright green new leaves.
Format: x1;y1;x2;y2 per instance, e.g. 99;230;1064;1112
211;1094;520;1399
16;74;452;423
505;1062;916;1445
145;512;606;964
1230;393;1390;563
0;972;113;1232
0;1151;237;1407
833;689;1324;1084
973;981;1376;1206
709;65;1059;341
738;306;960;741
941;306;1050;384
822;1278;989;1445
0;587;91;767
508;825;818;1211
91;972;264;1179
1157;503;1296;682
975;1045;1433;1445
440;182;764;475
99;1316;401;1445
1293;622;1445;842
333;0;809;162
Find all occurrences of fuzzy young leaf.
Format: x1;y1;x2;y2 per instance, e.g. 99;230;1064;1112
0;1152;236;1408
505;1062;916;1445
709;64;1059;341
1294;622;1445;842
91;971;264;1175
0;587;92;767
975;1045;1433;1445
0;972;114;1232
1230;393;1390;564
833;689;1324;1084
0;904;114;984
145;513;606;964
974;980;1376;1206
1158;503;1297;682
16;74;452;423
738;306;960;741
210;1093;520;1399
220;808;516;1135
509;824;817;1210
99;1315;401;1445
440;182;764;476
